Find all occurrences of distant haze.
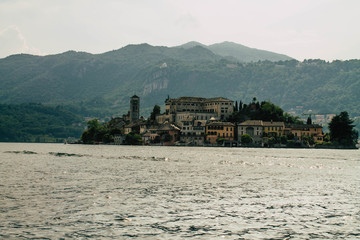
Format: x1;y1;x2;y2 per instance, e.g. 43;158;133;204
0;0;359;61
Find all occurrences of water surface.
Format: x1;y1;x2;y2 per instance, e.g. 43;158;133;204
0;143;359;239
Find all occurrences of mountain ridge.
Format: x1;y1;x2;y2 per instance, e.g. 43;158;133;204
0;43;359;118
177;41;293;62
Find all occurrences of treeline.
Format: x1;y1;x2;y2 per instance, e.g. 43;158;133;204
228;98;303;124
0;103;84;142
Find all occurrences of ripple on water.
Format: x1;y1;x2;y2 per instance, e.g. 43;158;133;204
0;144;359;239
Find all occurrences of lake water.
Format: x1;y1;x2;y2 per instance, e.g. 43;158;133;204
0;143;359;239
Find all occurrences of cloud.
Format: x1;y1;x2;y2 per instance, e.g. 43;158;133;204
0;25;45;58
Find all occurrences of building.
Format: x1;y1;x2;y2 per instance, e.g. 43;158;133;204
165;96;234;120
285;124;324;143
155;113;174;124
156;122;181;146
263;121;285;137
114;134;126;145
175;112;216;124
205;120;235;144
238;120;264;145
141;125;160;145
179;115;207;145
130;95;140;122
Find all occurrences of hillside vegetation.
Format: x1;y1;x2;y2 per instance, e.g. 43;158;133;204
0;42;359;119
0;103;84;142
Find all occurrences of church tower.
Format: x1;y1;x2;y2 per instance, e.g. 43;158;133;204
130;95;140;122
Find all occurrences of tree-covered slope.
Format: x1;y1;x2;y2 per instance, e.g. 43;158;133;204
0;103;84;142
137;59;360;116
0;44;218;105
0;43;359;118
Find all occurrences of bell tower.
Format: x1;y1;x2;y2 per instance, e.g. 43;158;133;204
130;95;140;122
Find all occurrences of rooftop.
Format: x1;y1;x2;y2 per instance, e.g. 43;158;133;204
167;96;233;103
239;120;264;126
263;121;285;127
207;121;235;127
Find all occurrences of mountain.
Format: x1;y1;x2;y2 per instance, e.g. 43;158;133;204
0;43;359;119
0;44;218;111
176;41;207;49
177;41;293;62
208;42;293;62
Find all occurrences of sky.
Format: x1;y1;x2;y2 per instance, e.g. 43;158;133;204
0;0;359;61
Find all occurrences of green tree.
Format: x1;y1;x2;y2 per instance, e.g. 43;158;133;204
329;111;358;146
267;137;277;147
81;118;105;143
241;134;252;144
307;116;312;125
302;135;314;147
124;132;143;145
102;133;113;143
287;132;295;140
280;135;288;144
216;137;226;145
234;101;238;112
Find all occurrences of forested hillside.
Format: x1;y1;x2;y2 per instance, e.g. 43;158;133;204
0;104;84;142
0;43;359;118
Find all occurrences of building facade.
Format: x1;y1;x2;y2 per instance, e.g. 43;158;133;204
165;97;234;120
205;121;235;144
238;120;264;145
285;124;324;143
263;121;285;137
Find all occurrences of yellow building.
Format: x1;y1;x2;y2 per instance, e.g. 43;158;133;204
263;121;285;137
285;124;324;143
205;121;235;144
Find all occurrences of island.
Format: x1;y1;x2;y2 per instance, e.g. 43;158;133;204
80;95;358;149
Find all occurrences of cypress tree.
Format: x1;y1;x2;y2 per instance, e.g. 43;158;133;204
239;101;243;111
329;111;358;146
307;116;312;125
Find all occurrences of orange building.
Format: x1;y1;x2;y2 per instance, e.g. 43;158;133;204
205;121;235;144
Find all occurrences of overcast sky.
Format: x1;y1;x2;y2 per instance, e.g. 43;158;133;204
1;0;359;61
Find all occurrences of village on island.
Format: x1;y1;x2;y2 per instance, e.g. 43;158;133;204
80;95;345;148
